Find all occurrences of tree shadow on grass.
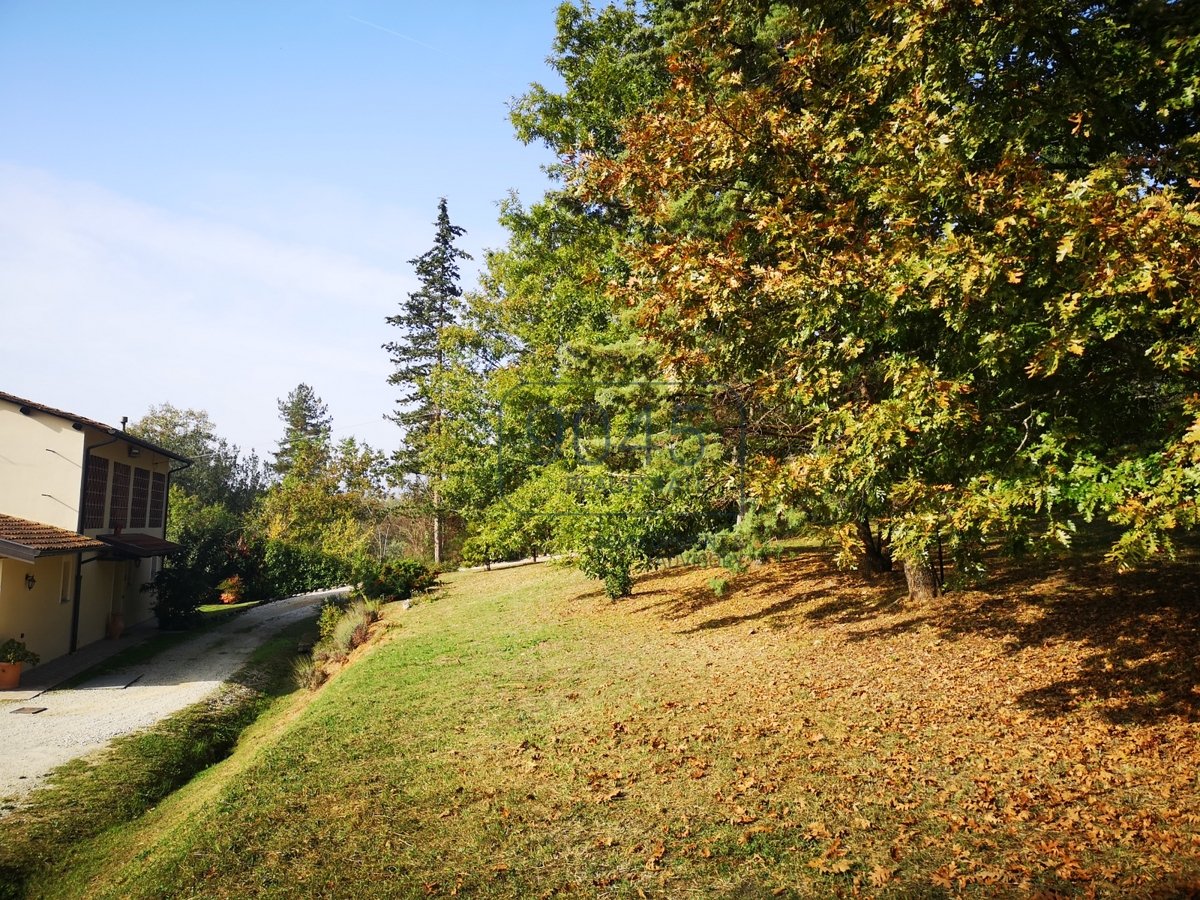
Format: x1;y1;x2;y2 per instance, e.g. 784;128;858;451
800;581;909;624
624;589;679;616
674;583;864;633
648;546;1200;725
641;550;846;628
969;565;1196;725
845;559;1200;725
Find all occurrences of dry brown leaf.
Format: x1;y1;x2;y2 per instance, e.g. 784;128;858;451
869;865;895;887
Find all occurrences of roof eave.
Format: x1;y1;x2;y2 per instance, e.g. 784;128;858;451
81;425;192;464
0;539;37;563
0;392;191;464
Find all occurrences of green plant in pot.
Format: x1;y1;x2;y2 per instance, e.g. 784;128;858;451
0;638;40;690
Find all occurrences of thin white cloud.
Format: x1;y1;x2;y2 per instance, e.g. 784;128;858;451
347;14;439;52
0;162;417;456
1;164;408;309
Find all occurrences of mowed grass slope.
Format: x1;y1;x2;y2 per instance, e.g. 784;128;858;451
46;553;1200;898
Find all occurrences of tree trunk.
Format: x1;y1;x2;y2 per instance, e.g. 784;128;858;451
857;517;892;574
903;557;940;602
432;483;443;566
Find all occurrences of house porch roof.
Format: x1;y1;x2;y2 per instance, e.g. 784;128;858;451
96;532;183;559
0;514;107;563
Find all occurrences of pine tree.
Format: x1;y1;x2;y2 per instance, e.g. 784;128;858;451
384;198;471;563
272;383;332;479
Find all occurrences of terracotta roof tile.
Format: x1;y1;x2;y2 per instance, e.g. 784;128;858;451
0;514;106;560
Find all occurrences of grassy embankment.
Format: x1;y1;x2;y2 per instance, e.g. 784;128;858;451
0;615;313;899
15;551;1200;897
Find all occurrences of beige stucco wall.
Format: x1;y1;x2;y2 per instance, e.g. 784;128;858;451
108;555;155;626
0;556;155;663
121;557;158;623
0;400;86;531
1;405;181;665
78;559;117;648
0;555;76;665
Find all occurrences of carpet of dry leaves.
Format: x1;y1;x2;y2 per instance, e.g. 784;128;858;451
28;550;1200;898
535;549;1200;897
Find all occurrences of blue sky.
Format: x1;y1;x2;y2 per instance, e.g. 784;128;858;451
0;1;562;458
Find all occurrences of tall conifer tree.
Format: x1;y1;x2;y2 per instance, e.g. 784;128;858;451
385;197;471;563
272;383;332;479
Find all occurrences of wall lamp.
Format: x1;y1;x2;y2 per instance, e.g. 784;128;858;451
25;574;36;591
128;446;141;458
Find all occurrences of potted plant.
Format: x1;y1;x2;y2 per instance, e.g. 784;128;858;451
0;639;40;690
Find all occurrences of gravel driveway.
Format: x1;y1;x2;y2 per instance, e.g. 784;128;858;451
0;589;342;803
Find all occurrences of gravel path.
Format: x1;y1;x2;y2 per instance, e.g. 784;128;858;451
0;590;341;803
459;555;557;572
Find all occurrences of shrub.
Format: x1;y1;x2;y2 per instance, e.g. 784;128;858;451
573;516;643;600
143;564;209;629
217;575;245;604
165;489;240;592
330;615;359;657
305;597;383;681
311;643;334;666
325;599;379;659
603;568;634;600
256;541;352;600
352;620;370;646
355;557;434;602
356;598;381;622
317;601;343;643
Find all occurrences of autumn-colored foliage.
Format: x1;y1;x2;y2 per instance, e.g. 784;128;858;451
580;0;1200;579
217;574;243;604
458;0;1200;596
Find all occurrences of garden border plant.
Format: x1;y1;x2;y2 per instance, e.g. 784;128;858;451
291;556;433;690
294;597;383;690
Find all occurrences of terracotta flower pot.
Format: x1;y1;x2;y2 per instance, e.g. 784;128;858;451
0;662;22;690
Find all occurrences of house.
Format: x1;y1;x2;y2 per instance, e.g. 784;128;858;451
0;391;191;668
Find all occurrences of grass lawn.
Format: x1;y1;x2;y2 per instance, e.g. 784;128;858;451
27;553;1200;897
1;617;313;899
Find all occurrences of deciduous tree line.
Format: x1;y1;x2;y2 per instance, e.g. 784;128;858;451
389;0;1199;599
130;386;429;623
